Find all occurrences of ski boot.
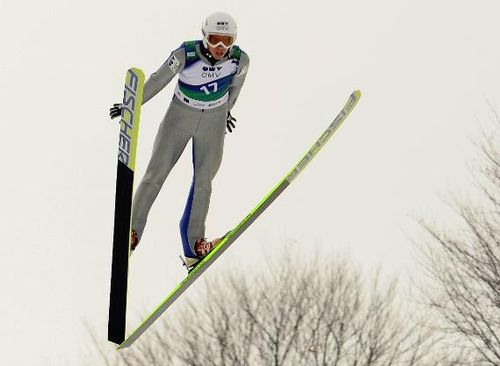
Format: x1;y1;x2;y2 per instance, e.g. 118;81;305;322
180;236;224;273
129;230;139;257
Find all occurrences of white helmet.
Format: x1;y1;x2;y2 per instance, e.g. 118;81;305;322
202;12;238;49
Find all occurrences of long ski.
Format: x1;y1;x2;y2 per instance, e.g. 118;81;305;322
117;90;361;349
108;67;145;344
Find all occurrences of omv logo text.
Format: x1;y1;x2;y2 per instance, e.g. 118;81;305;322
202;66;223;78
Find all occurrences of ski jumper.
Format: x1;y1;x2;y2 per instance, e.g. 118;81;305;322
131;40;250;257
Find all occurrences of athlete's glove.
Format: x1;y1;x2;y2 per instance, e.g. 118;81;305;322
226;111;237;133
109;103;123;119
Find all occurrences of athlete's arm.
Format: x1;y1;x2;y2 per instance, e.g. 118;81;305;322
142;47;186;105
227;51;250;111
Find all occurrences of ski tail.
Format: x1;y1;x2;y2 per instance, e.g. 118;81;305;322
108;67;145;344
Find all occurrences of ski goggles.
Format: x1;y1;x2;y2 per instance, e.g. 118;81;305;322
206;34;235;49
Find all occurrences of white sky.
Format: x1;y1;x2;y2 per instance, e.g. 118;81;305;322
1;0;499;364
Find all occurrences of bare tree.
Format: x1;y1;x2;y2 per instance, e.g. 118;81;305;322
88;253;455;365
418;110;500;365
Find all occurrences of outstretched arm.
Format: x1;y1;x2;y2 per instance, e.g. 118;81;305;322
142;47;186;105
109;46;186;120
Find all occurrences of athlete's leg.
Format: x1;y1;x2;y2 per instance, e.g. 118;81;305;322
180;107;227;257
131;101;197;243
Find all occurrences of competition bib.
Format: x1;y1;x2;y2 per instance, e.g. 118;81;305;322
175;58;238;110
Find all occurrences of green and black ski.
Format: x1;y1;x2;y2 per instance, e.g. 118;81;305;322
108;67;145;344
116;90;361;349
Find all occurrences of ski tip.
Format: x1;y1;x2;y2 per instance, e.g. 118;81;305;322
129;67;145;79
352;90;362;99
